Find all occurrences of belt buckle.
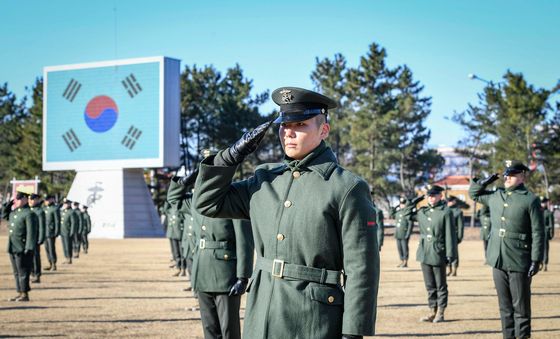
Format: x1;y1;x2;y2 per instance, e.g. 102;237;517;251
426;234;433;241
199;239;206;249
271;259;285;278
499;229;506;238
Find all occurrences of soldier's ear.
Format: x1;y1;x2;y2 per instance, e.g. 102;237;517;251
320;122;330;140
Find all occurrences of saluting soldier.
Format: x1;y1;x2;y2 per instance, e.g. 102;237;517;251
60;199;79;264
169;171;254;339
29;193;46;283
405;186;457;323
193;87;380;339
81;205;92;254
3;188;39;302
540;197;554;271
469;160;544;339
477;204;492;258
392;197;414;268
446;196;464;277
43;195;60;271
72;202;83;258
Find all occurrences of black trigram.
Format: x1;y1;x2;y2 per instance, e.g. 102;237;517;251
121;125;142;150
62;129;81;152
62;79;81;102
122;73;142;98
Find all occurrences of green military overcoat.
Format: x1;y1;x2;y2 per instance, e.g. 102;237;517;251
165;205;184;241
194;142;380;338
449;205;464;244
544;209;554;240
73;209;83;235
392;207;413;240
30;206;46;245
6;205;38;254
168;179;254;292
44;204;60;238
469;181;544;272
408;201;457;266
81;212;91;235
166;185;196;260
375;207;384;249
60;207;79;237
477;205;492;241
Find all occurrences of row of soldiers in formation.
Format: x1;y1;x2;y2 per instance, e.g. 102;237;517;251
157;87;555;339
2;189;92;302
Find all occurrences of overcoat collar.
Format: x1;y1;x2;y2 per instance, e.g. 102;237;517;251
505;183;528;195
281;141;338;180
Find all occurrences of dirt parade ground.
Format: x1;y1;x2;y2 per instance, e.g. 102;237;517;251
0;228;558;338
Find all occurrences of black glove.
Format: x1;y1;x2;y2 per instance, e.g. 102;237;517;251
478;173;500;187
410;195;425;206
342;335;363;339
228;278;249;296
446;257;452;264
219;120;274;166
177;169;199;188
528;261;540;277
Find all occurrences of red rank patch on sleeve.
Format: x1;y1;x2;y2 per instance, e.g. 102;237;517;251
367;221;376;227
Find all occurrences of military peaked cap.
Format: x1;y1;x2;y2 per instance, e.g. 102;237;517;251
503;160;530;176
272;87;337;123
425;184;445;195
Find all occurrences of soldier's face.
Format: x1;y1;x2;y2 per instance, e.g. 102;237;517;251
427;193;442;205
14;196;27;208
279;117;330;160
504;173;524;188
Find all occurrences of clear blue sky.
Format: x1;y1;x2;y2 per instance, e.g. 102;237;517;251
2;0;558;147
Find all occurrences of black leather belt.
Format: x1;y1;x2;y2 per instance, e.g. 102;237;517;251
255;256;343;285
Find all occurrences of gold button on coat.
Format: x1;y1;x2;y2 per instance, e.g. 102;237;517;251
202;225;207;231
224;254;229;260
276;234;285;241
292;171;301;178
327;296;335;303
501;217;505;221
284;201;292;208
504;203;508;207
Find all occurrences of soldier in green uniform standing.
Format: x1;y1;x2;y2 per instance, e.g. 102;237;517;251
446;196;464;277
81;205;92;254
169;172;254;339
72;202;83;258
43;195;60;271
193;87;380;339
167;201;186;276
3;188;39;302
540;197;554;271
477;204;492;258
392;197;414;268
60;199;78;264
29;194;46;283
469;160;544;339
405;186;457;323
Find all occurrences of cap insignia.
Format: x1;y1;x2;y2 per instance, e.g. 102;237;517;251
280;89;294;103
505;160;512;167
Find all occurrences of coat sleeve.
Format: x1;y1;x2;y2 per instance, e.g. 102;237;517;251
55;209;61;236
193;155;251;220
340;179;379;336
529;198;545;262
445;209;458;260
456;210;464;243
167;177;193;213
25;212;38;252
376;210;384;248
38;211;46;244
234;219;254;279
468;179;493;205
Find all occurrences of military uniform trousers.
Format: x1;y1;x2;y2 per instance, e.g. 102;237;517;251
72;233;82;256
483;239;489;258
396;238;409;260
170;239;185;270
421;263;448;309
9;252;33;292
543;237;550;265
32;244;42;277
492;268;532;339
451;249;460;268
45;236;57;264
61;235;73;259
198;291;241;339
82;233;89;253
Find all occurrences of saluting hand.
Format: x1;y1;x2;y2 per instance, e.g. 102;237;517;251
478;173;500;187
176;169;199;189
410;195;425;206
221;120;274;166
